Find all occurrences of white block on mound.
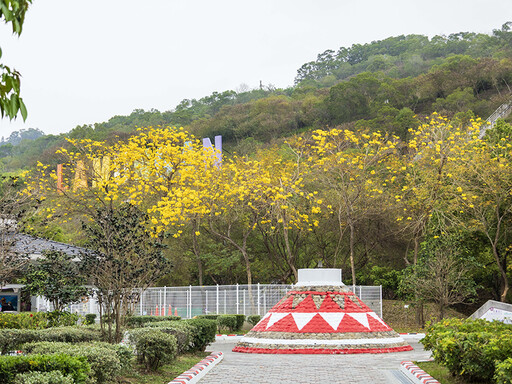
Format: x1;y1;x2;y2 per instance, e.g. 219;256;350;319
296;268;343;286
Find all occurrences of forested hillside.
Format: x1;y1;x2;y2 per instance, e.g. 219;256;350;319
1;23;512;171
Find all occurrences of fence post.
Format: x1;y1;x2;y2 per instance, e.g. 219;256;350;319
206;290;208;314
216;285;219;314
243;290;246;316
224;290;226;314
379;285;383;318
236;284;239;314
163;286;166;316
139;289;143;315
188;285;192;318
257;283;261;315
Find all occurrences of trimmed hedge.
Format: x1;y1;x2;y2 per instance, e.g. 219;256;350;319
0;354;90;384
234;315;245;331
143;321;193;354
22;342;130;384
217;315;236;332
421;318;512;382
125;316;181;328
198;314;245;332
129;328;177;371
495;357;512;384
14;371;74;384
184;319;216;352
0;312;79;330
84;314;97;325
0;327;102;354
247;315;261;326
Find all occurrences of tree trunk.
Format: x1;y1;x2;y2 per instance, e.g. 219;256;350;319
349;223;356;285
282;223;298;283
192;222;203;286
492;245;509;302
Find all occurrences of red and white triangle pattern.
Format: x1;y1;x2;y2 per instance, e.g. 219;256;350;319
253;292;391;333
234;289;412;354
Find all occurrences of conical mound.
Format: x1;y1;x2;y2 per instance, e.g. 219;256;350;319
233;269;412;354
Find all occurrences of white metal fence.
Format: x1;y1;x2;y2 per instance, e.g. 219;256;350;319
50;284;382;319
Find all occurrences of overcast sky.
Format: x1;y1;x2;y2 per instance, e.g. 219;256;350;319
0;0;510;137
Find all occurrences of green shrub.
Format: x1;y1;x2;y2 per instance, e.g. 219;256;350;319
0;354;90;384
0;327;101;354
234;315;245;331
22;342;121;384
184;319;216;352
45;311;79;328
84;314;97;325
495;357;512;384
217;315;237;332
0;313;47;330
196;314;219;321
14;371;74;384
0;329;39;354
143;321;193;354
129;329;177;371
247;315;261;326
125;316;181;328
38;326;102;344
421;318;512;382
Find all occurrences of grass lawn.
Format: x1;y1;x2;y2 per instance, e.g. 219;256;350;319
119;352;209;384
416;361;488;384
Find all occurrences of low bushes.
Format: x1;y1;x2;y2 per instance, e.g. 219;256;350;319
421;318;512;383
495;358;512;384
84;314;97;325
0;326;102;354
129;328;177;371
125;315;181;328
184;319;217;352
217;315;237;332
144;321;193;354
0;312;79;330
247;315;261;326
22;342;126;384
0;354;90;384
14;371;74;384
197;314;245;332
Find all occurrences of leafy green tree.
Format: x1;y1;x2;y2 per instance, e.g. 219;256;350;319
81;203;170;343
400;232;477;319
0;0;31;120
21;250;89;311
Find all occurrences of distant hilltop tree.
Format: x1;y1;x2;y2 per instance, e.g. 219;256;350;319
0;128;45;146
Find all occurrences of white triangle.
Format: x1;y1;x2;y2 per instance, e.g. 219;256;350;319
347;313;370;329
368;312;387;326
318;312;345;330
265;313;288;329
291;313;316;330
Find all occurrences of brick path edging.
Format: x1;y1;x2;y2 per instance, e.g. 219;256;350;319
400;361;440;384
168;352;223;384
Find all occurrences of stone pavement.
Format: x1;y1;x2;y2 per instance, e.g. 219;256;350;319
201;336;430;384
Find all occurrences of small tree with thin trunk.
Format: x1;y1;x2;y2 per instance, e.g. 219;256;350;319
22;250;89;312
81;203;171;343
400;232;477;319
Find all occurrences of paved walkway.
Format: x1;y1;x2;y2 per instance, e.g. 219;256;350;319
202;336;430;383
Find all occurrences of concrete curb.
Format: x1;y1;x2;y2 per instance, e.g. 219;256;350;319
215;334;244;341
399;333;425;339
400;361;439;384
168;351;223;384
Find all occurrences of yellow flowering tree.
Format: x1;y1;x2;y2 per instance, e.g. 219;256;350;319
308;128;399;285
450;121;512;302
